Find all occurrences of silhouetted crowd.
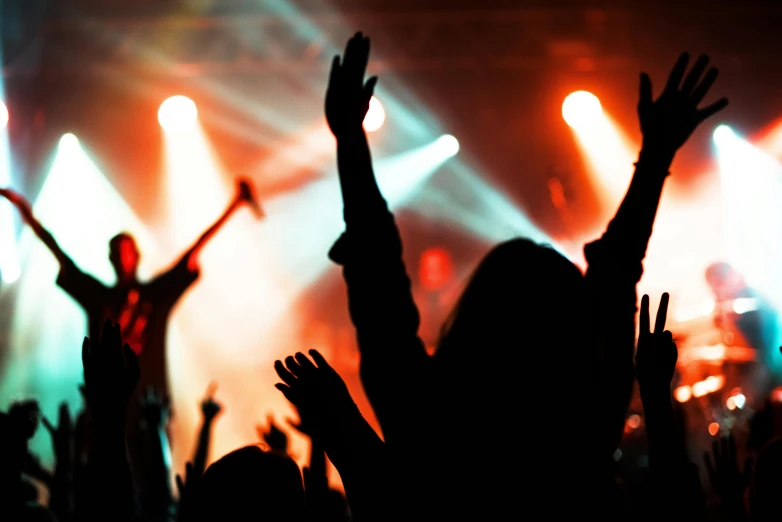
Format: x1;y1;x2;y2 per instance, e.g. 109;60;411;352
2;32;782;521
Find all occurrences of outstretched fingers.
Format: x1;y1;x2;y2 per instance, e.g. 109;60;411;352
640;294;651;335
680;54;709;95
344;32;371;88
294;352;317;372
284;355;303;376
638;73;653;113
664;53;690;94
274;383;297;405
274;360;297;387
690;67;718;104
654;292;670;334
697;97;729;123
363;76;378;103
308;349;331;370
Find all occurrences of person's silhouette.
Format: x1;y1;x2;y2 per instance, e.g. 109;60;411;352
326;33;728;519
704;261;781;397
0;179;261;403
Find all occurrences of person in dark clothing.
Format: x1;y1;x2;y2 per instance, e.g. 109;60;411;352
326;33;726;519
0;179;259;403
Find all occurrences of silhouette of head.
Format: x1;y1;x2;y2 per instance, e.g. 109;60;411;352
751;438;782;522
193;445;306;521
436;238;587;379
705;262;745;299
430;239;593;514
109;233;139;281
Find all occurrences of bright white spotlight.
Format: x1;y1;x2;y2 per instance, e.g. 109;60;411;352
436;135;460;157
59;134;79;150
2;264;20;284
713;124;735;145
364;97;385;132
0;101;8;130
562;91;603;130
158;96;198;132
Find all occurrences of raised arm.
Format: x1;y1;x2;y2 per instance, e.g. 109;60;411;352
175;179;259;272
584;54;727;455
275;351;394;522
78;320;140;521
326;33;431;445
594;54;727;263
192;385;221;477
0;188;72;266
636;294;706;520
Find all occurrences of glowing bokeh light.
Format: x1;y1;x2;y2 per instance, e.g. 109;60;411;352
364;97;385;132
59;133;79;149
436;134;460;157
674;386;692;403
158;96;198;132
562;91;603;130
691;375;725;397
0;100;19;283
708;422;720;436
715;125;782;378
713;124;735;145
0;101;8;130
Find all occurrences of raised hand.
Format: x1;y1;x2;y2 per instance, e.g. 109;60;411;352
704;434;752;512
325;32;378;138
81;319;140;420
638;53;728;164
636;293;678;390
139;386;170;430
42;402;73;465
274;350;354;429
256;416;289;454
200;382;222;422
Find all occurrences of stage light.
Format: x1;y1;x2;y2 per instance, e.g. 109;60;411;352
713;124;734;145
436;134;460;157
562;91;603;130
364;96;385;132
0;101;8;130
708;422;720;436
158;96;198;132
674;386;692;403
419;247;454;291
59;134;79;149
